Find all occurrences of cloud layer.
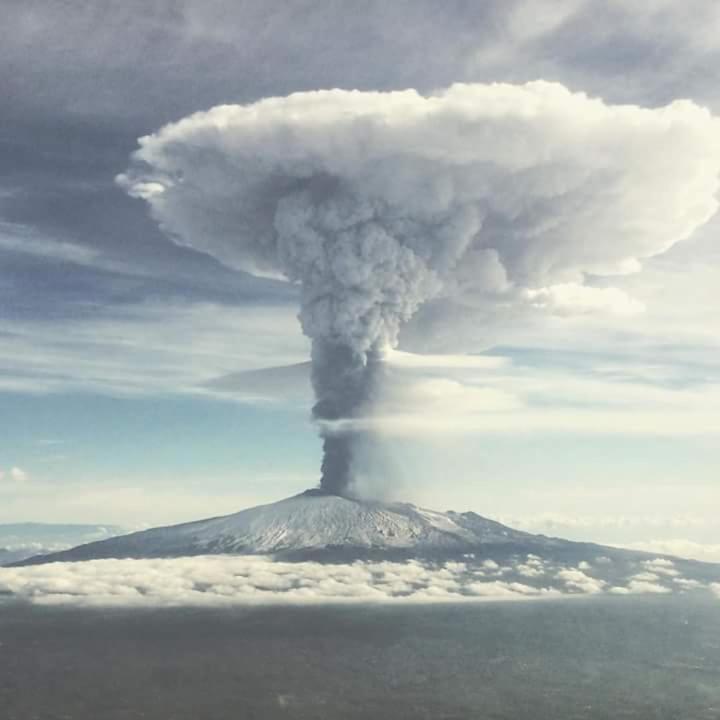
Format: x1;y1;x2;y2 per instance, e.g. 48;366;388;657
1;554;716;607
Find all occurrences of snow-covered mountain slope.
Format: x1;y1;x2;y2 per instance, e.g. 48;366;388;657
11;493;720;604
24;490;716;575
19;490;553;564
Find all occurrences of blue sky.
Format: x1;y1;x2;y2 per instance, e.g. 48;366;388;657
1;1;719;560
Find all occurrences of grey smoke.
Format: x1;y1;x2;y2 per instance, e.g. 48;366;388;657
118;81;720;495
311;342;381;494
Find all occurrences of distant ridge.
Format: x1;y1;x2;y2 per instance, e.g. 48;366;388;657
0;523;125;566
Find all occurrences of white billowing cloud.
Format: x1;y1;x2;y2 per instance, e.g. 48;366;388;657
515;558;546;578
626;579;672;595
0;467;28;484
556;568;606;594
10;467;27;482
641;558;680;577
464;580;556;598
630;571;661;583
0;555;710;607
119;81;720;357
0;556;546;607
625;562;679;594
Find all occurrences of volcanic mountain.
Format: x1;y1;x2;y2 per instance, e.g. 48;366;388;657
14;489;701;577
10;490;720;608
19;490;563;564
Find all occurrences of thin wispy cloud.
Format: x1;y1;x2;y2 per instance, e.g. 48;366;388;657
0;302;307;399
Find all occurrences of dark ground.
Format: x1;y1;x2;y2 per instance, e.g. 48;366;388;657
1;596;719;719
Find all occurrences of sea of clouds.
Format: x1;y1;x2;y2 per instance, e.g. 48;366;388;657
1;555;717;608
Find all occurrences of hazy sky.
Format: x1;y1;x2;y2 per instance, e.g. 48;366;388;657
1;1;719;559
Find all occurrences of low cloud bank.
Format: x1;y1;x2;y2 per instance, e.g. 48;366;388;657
0;555;715;607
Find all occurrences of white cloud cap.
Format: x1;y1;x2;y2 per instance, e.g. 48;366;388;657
119;81;720;347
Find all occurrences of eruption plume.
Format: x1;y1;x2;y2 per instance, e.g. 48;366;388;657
118;81;720;495
311;342;381;494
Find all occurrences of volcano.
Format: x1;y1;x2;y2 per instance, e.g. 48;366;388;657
12;489;700;573
18;490;544;564
12;490;720;604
